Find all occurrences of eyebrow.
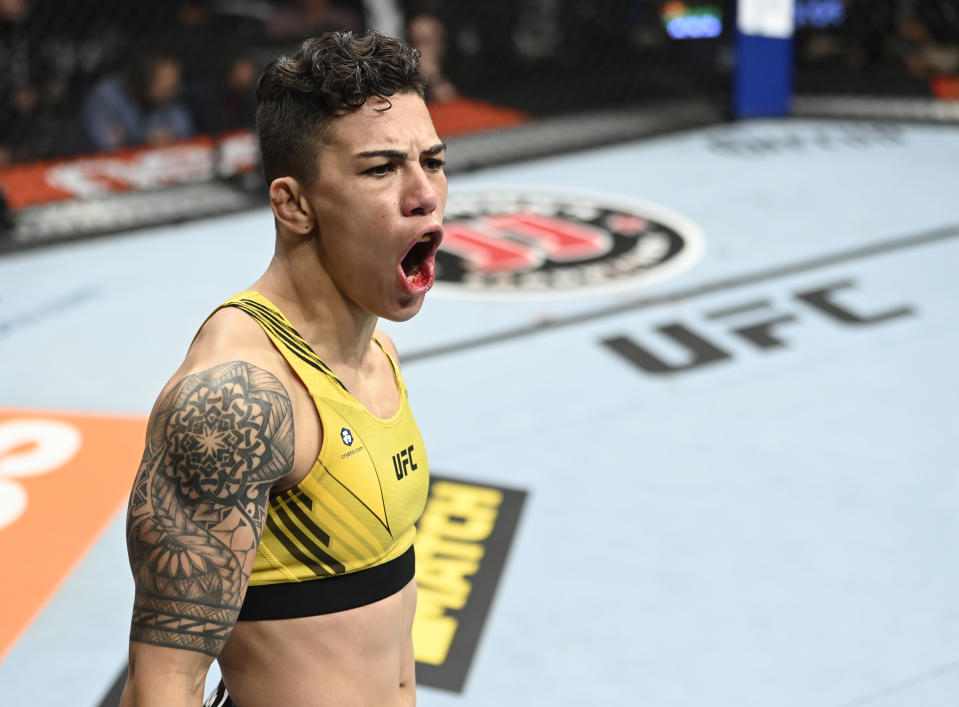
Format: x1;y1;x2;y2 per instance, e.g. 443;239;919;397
353;143;447;160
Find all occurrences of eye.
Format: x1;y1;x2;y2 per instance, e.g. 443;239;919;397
365;163;396;177
423;158;446;172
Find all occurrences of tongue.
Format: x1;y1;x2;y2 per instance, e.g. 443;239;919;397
402;256;419;281
402;242;428;280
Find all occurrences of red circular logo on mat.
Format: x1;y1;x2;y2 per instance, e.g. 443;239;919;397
435;190;704;296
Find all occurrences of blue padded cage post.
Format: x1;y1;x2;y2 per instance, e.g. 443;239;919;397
734;0;795;117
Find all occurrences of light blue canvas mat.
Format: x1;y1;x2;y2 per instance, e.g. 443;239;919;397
1;119;957;706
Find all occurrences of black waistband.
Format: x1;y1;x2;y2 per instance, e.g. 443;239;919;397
238;545;415;621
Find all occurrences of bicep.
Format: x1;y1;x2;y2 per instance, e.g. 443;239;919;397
126;360;294;658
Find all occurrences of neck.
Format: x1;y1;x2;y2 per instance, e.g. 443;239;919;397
251;234;378;369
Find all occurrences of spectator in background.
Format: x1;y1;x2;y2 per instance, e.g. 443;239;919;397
80;51;195;152
219;54;258;131
896;0;959;78
0;0;37;164
0;0;30;93
407;11;457;101
0;0;83;164
164;2;264;135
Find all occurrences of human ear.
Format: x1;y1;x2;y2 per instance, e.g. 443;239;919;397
269;177;315;235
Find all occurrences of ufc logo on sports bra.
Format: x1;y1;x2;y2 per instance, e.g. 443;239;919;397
392;445;418;480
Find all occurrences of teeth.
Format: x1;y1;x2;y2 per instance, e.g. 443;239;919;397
418;234;431;243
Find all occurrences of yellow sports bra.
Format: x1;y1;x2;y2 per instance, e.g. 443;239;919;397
214;292;429;619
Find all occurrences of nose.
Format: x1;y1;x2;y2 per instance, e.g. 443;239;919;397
402;165;441;217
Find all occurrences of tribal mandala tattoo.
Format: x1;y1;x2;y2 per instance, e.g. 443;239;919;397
126;361;294;656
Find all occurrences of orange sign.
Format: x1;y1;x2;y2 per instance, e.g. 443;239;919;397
0;132;258;209
0;409;146;661
427;96;529;138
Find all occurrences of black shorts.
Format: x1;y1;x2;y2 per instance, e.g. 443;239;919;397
203;680;235;707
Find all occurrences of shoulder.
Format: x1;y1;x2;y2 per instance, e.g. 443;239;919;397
154;305;294;425
146;301;322;492
182;306;288;381
194;305;268;351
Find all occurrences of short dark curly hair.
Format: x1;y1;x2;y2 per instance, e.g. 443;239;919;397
256;31;427;185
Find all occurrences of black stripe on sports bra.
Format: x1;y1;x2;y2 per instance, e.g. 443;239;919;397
237;545;415;620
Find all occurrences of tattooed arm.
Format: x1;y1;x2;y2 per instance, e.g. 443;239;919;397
121;361;294;706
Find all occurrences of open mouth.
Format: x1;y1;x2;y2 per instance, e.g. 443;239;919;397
401;230;442;288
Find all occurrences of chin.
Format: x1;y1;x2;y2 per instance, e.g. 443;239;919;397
382;295;426;322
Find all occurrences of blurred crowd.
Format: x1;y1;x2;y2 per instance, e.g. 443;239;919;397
795;0;959;92
0;0;728;168
1;0;956;169
0;0;468;167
